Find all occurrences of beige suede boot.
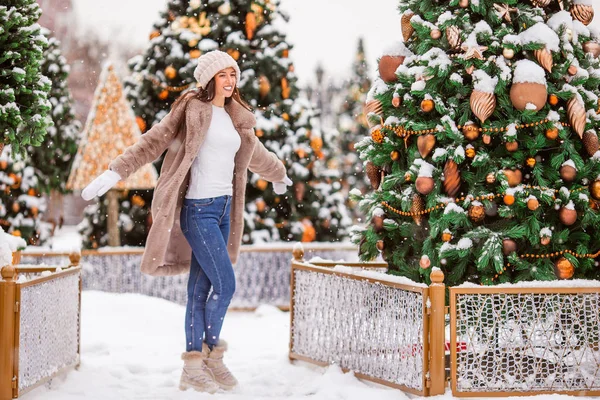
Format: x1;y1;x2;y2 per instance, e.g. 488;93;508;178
179;348;220;393
204;340;238;390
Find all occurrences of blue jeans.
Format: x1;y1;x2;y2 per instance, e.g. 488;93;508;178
181;196;236;352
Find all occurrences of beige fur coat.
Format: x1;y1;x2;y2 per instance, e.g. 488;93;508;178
109;98;286;276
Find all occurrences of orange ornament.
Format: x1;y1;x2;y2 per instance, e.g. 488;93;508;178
505;141;519;152
371;129;384;144
554;257;574;279
27;188;36;196
465;147;476;158
282;113;289;121
149;30;161;40
12;230;21;237
546;127;559;140
245;12;257;40
165;66;177;79
295;148;306;159
527;198;539;211
281;78;290;99
256;179;268;191
282;49;289;58
136;116;147;132
301;219;316;242
0;160;7;169
421;99;434;112
255;129;264;138
190;49;201;59
548;94;559;106
462;122;479;140
441;232;452;242
11;202;20;213
526;157;536;168
256;199;266;213
158;90;169;100
226;48;240;60
31;206;38;217
503;194;515;205
310;137;323;151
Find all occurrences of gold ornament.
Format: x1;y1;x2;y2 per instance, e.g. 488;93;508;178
554;257;574;279
189;49;201;59
310;137;323;151
188;38;198;47
548;94;559;106
366;163;381;190
534;48;553;72
390;150;400;161
505;141;519;152
371;129;384;144
226;48;240;60
417;134;436;158
568;65;578;76
11;202;20;213
567;96;586;139
372;215;384;232
527;197;539;211
560;165;577;182
441;231;452;242
446;26;462;50
504;169;522;187
301;219;317;243
494;3;518;22
401;12;415;42
583;41;600;58
465;147;476;158
379;55;405;82
546;127;559;140
421;98;435;112
281;78;290;99
415;176;435;195
165;66;177;80
470;90;496;124
503;194;515;205
510;82;547;111
559;207;577;225
502;48;515;59
256;179;268;190
419;255;431;269
583;130;599;156
486;173;496;184
482;134;491;145
526;157;536;168
411;193;425;226
392;96;401;107
590;180;600;200
259;75;271;98
502;239;517;255
541;236;551;246
468;204;485;222
462;122;479;140
430;29;441;39
443;160;461;197
364;100;383;128
570;3;594;25
531;0;550;6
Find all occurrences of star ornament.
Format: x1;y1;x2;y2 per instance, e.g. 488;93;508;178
493;3;518;23
461;43;488;60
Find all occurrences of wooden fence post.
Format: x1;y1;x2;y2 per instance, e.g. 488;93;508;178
0;265;17;400
429;269;446;396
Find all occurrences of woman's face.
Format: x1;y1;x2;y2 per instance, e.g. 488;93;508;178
214;67;237;99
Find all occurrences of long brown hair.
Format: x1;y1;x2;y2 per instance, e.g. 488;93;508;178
170;77;251;113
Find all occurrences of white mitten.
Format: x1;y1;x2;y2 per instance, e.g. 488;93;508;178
81;170;121;201
273;176;293;195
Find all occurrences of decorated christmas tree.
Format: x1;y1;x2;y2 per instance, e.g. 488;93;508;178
68;64;158;248
337;38;372;221
0;146;48;245
0;0;51;155
123;0;350;244
352;0;600;285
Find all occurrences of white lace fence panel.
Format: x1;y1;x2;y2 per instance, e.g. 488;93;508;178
290;263;429;395
0;264;81;399
21;244;357;309
450;286;600;397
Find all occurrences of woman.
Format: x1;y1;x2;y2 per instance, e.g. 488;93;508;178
82;50;292;393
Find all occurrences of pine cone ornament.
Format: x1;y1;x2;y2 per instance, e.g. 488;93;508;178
411;193;425;226
446;26;462;50
364;100;383;128
366;162;382;190
531;0;550;7
583;130;599;156
534;48;553;72
567;96;586;139
443;160;461;197
401;12;415;42
470;90;496;124
571;3;594;25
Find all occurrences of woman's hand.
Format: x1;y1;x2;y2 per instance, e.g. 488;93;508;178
81;170;121;201
273;176;293;195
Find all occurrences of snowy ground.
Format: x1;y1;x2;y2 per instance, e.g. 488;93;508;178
24;291;596;400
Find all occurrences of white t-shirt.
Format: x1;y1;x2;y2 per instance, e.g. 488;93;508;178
186;105;241;199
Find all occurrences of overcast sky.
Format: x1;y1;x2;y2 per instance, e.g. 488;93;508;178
71;0;600;86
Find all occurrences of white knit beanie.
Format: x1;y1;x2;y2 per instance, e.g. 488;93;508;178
193;50;241;89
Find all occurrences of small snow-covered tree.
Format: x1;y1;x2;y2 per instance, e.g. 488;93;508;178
0;0;51;155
